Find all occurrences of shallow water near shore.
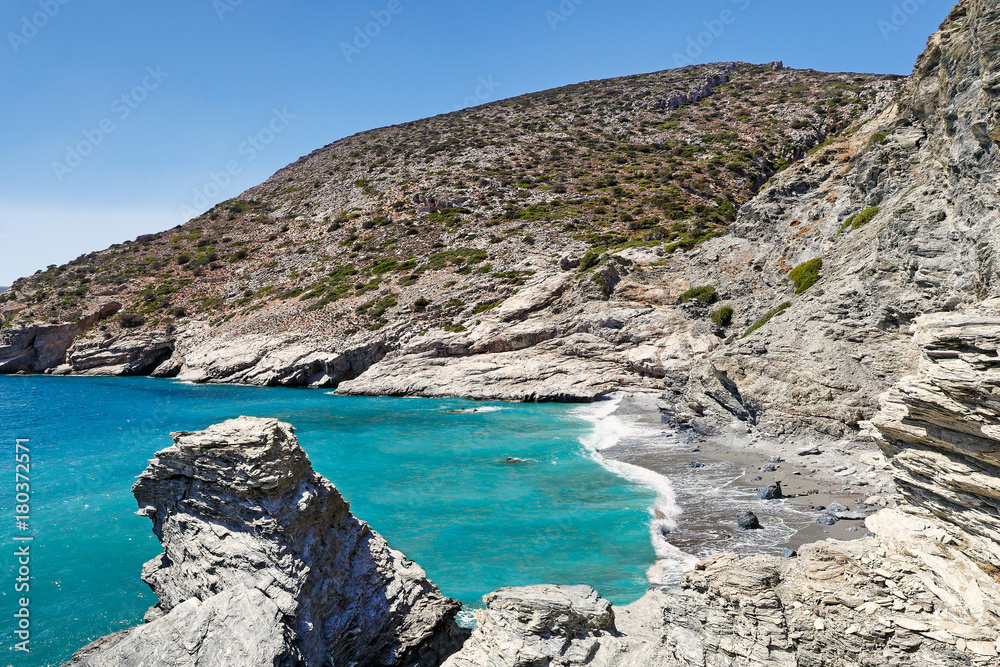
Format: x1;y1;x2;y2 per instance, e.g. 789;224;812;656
0;376;661;667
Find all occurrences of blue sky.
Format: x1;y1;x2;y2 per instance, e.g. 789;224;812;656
0;0;955;285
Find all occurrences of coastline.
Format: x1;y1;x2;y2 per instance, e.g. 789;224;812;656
581;392;896;587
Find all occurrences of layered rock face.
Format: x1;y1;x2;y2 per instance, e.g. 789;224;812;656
874;312;1000;571
63;417;463;667
0;302;119;373
59;333;175;377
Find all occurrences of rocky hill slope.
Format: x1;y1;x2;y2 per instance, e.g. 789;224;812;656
0;62;901;404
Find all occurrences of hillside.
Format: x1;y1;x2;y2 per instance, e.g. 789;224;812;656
0;62;901;401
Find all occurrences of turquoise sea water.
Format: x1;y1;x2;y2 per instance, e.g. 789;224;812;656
0;376;657;667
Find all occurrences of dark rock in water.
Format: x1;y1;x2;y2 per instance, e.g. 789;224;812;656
756;481;783;500
690;445;701;453
826;502;849;513
760;463;777;472
689;460;706;468
736;510;761;530
781;548;797;558
796;446;821;456
832;511;867;521
505;457;525;464
816;514;838;526
62;417;464;667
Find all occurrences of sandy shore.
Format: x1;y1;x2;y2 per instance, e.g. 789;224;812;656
598;393;897;561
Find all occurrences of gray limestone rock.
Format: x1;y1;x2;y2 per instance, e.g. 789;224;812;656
62;417;463;667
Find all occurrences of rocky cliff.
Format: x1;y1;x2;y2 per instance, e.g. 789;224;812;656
662;0;1000;437
62;417;464;667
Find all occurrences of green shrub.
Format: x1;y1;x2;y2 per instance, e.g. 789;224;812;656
839;206;880;233
578;250;603;272
414;297;430;312
788;258;822;294
427;247;488;270
868;131;889;146
474;300;503;314
741;302;791;338
680;285;719;304
852;206;880;229
118;312;145;329
176;253;192;265
711;305;734;327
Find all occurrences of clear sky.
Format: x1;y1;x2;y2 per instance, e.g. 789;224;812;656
0;0;956;285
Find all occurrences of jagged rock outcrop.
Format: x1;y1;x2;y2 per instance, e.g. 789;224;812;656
62;417;463;667
0;302;119;373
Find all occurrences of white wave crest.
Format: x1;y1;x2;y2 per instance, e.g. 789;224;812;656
573;395;697;584
448;406;505;414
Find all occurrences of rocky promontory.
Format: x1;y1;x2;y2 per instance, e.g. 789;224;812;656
62;417;464;667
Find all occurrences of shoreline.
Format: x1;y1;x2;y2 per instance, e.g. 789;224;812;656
590;392;896;583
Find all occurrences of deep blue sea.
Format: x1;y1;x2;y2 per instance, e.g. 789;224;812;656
0;376;658;667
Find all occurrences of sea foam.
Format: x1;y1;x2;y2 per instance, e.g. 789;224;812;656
573;395;698;585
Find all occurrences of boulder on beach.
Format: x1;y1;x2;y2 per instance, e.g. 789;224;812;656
755;481;782;500
736;510;761;530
